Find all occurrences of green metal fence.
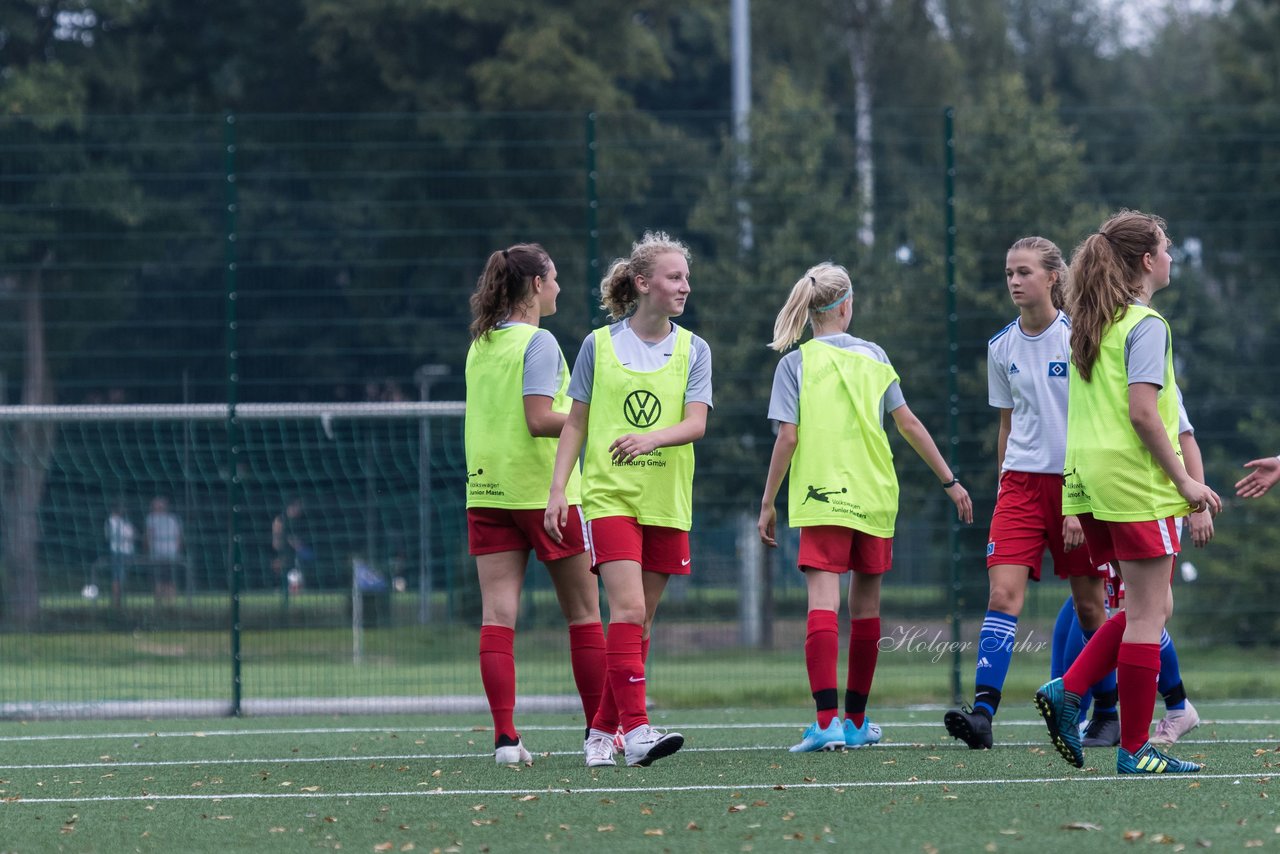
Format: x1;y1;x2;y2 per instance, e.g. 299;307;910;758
1;108;1278;718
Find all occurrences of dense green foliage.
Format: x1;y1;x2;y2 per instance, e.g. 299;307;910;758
1;1;1278;642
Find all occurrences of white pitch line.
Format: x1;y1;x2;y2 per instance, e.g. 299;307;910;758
0;738;1270;773
0;718;1273;743
0;771;1272;807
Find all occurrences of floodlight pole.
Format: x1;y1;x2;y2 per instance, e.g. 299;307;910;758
732;0;753;252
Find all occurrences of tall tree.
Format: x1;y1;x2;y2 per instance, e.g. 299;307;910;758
0;0;145;624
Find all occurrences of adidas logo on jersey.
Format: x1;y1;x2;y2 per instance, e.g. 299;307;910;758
1008;362;1020;375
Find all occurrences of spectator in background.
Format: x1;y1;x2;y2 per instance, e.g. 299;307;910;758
145;495;183;604
105;501;136;608
271;497;314;592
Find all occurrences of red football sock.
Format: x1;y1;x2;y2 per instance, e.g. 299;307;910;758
568;622;606;726
1118;641;1161;754
1063;610;1127;697
600;622;647;734
479;625;517;744
845;617;881;727
805;609;840;728
592;681;618;734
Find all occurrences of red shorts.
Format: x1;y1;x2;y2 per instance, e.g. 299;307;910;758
1077;513;1180;565
587;516;691;575
796;525;893;575
467;506;586;562
1103;517;1183;608
986;471;1099;580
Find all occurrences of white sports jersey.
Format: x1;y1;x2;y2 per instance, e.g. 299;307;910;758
987;311;1072;475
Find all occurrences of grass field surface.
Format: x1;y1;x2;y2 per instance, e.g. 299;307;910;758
0;702;1275;852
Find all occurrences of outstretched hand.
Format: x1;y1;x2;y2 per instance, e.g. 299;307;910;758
1236;456;1280;499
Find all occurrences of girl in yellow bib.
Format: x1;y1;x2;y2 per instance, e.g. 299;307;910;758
545;231;711;768
465;243;605;766
758;262;973;753
1034;211;1221;775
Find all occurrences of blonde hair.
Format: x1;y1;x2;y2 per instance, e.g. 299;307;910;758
1008;236;1067;310
599;230;691;321
1066;210;1166;381
768;262;852;352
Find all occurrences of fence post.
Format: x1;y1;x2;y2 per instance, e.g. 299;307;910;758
943;106;963;704
738;512;762;647
223;112;244;716
584;112;599;325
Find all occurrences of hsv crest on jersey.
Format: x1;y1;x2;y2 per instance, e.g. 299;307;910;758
1048;361;1067;377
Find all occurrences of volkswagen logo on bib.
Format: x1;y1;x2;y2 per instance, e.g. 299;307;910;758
623;390;662;428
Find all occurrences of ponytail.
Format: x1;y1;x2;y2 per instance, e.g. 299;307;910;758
1066;211;1164;381
768;262;852;351
469;243;550;340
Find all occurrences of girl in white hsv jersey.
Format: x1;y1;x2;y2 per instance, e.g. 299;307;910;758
464;243;605;766
944;236;1111;750
758;261;972;753
544;231;712;768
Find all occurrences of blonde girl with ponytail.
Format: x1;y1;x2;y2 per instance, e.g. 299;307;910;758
758;262;972;753
544;231;713;768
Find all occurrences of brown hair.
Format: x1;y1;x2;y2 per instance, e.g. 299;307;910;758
1007;236;1066;310
768;262;852;351
599;231;691;321
1066;210;1166;381
468;243;551;340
